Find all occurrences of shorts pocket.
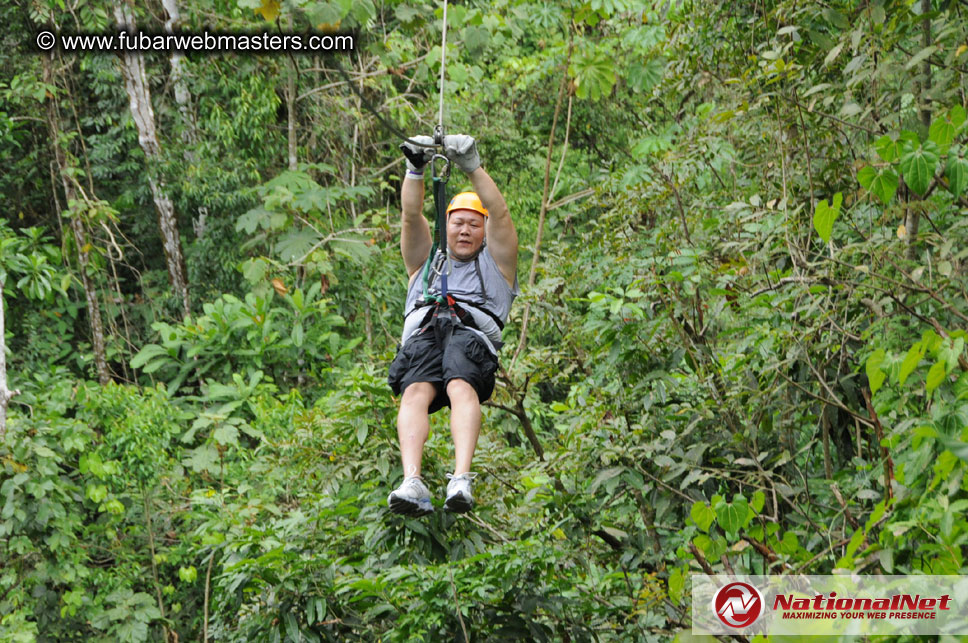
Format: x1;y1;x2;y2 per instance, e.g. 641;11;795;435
467;333;498;378
387;342;412;395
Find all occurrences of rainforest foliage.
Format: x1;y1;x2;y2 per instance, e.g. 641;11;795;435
2;0;968;640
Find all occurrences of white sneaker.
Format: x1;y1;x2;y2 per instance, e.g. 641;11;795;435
388;476;433;516
444;472;478;513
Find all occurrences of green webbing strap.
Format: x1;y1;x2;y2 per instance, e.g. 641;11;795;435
433;175;450;299
420;241;441;304
421;156;451;304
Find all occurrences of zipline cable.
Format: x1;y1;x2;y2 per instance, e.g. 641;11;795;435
332;59;437;148
331;0;449;149
329;2;456;304
438;0;448;135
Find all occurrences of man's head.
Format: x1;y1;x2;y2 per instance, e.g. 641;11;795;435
446;192;488;261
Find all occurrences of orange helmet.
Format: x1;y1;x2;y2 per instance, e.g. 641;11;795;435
446;192;488;217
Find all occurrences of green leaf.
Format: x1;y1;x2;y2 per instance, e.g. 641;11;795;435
823;42;844;66
941;337;964;372
905;45;937;70
871;168;899;205
394;5;421;23
897;341;925;387
236;206;272;234
777;530;799;555
178;566;197;583
921;328;942;353
284;613;300;642
946;147;968;197
857;165;876;189
822;8;849;29
858;166;898;204
213;424;239;447
866;349;887;394
292;321;304;347
929;115;956;150
715;494;750;533
86;484;107;503
463;25;489;54
845;527;865;558
691;501;715;532
349;0;376;22
186;444;219;473
812;192;842;243
626;58;665;93
870;4;886;24
242;258;268;284
900;140;940;195
130;344;169;369
276;227;322;263
939;435;968;463
668;567;685;605
569;51;617;101
751;490;766;514
866;500;887;531
590;467;624;493
874;135;898;163
693;534;727;560
952;105;967;129
925;360;947;394
307;2;343;25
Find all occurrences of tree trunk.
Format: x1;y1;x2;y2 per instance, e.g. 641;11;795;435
286;15;298;171
161;0;197;148
0;280;22;441
510;42;573;371
43;55;112;386
287;66;298;171
114;0;191;320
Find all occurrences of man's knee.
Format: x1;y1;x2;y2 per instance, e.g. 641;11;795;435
401;381;437;407
446;378;478;404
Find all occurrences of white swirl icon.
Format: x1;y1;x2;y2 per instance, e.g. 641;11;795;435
36;31;56;51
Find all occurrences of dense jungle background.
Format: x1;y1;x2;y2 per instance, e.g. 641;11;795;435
2;0;968;640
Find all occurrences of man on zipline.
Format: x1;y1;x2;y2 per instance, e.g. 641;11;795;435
387;134;519;515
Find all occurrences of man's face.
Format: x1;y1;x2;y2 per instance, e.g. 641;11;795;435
446;209;486;260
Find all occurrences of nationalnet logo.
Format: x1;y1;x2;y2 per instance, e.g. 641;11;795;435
773;590;952;620
692;575;968;636
713;581;764;628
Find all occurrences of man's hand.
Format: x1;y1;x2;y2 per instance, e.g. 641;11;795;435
400;135;435;173
443;134;481;174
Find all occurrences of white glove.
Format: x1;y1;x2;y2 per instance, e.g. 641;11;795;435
443;134;481;174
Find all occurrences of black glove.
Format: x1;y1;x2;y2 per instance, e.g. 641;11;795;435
400;135;434;173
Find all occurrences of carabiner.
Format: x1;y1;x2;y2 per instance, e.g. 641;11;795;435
430;153;451;182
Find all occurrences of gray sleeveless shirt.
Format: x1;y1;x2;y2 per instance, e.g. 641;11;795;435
400;245;518;354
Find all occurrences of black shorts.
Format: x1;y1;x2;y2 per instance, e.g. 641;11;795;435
388;325;499;414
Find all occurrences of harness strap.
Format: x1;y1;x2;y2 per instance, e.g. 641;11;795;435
413;253;504;331
433;175;449;298
415;295;504;334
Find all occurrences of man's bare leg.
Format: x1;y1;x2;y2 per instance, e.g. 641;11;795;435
446;379;481;474
397;382;436;477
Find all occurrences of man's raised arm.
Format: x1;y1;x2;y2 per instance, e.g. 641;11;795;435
469;168;517;286
400;136;434;278
443;135;518;287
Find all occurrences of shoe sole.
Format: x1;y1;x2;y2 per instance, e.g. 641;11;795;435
388;493;433;516
444;492;473;514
